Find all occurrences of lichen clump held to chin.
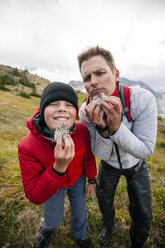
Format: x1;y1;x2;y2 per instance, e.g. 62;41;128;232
54;124;70;146
90;92;107;106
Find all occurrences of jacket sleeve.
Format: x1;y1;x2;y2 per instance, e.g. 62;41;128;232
110;88;157;159
82;126;97;180
18;144;65;205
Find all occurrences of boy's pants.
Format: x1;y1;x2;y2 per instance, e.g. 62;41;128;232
96;159;152;244
40;173;89;239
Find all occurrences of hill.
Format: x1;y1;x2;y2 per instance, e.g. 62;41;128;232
0;64;50;95
0;89;165;248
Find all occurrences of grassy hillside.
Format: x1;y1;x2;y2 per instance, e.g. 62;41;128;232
0;64;50;95
0;90;164;248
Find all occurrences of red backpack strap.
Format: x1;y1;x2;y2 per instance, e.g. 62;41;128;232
124;85;131;122
86;96;90;105
117;81;131;122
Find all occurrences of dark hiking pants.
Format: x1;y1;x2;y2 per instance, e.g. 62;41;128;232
96;159;152;244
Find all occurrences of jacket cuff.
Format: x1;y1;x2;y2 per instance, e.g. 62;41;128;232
88;178;96;184
52;166;65;176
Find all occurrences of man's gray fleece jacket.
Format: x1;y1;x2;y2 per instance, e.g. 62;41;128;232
79;86;157;169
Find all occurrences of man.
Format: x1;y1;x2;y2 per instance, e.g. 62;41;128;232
78;46;157;248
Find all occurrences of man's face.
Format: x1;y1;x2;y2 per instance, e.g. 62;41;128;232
44;100;77;132
81;55;119;97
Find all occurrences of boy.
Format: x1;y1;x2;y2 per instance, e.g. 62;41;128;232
18;82;97;248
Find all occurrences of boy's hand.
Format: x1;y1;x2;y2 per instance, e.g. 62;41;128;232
86;183;95;197
53;134;75;173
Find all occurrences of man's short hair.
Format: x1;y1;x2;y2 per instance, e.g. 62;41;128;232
77;45;116;73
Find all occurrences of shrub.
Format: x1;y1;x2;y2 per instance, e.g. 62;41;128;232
0;74;16;85
18;78;35;88
18;91;31;98
31;92;41;98
10;67;20;77
156;141;165;149
0;85;11;91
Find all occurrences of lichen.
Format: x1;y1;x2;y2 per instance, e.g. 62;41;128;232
90;92;107;106
54;124;70;146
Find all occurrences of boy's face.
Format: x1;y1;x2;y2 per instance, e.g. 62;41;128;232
44;100;77;132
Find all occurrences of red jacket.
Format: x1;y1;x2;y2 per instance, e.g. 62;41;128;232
18;109;97;205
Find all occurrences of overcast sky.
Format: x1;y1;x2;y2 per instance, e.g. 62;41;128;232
0;0;165;91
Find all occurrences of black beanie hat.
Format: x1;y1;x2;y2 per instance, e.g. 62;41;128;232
40;82;78;123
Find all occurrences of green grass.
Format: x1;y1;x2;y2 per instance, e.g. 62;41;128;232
0;90;165;248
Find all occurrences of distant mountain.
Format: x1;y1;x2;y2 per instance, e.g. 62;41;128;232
68;78;165;117
120;78;165;117
119;77;162;99
68;80;84;91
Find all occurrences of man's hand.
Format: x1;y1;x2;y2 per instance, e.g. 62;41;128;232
85;101;107;128
53;134;75;173
101;96;122;133
86;183;95;197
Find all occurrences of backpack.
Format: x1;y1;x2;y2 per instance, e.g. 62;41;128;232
116;81;132;169
117;81;131;122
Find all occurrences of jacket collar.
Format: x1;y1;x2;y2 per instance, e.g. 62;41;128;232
26;109;76;142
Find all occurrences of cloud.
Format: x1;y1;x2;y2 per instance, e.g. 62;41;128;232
0;0;165;90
